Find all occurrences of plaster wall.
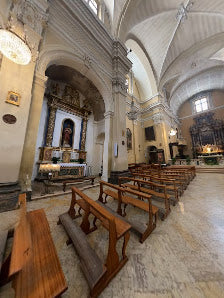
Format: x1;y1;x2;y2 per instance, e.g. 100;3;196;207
0;56;35;183
85;116;105;176
178;90;224;157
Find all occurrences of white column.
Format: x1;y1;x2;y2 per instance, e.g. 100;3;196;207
19;73;48;191
102;111;114;181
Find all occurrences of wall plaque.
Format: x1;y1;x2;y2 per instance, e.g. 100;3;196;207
2;114;17;124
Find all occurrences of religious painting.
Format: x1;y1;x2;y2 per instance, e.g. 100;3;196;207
6;91;21;106
61;119;75;148
145;126;155;141
126;128;132;150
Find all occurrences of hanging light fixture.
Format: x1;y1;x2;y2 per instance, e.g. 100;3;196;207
0;29;31;65
127;96;138;121
169;128;177;136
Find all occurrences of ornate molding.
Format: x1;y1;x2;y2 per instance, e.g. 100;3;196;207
112;40;132;95
47;94;90;119
8;0;49;62
104;111;114;119
45;106;57;147
83;54;92;69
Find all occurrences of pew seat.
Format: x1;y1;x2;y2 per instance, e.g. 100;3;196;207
59;187;131;298
8;194;67;298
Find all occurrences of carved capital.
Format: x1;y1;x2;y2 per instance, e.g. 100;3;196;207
104;111;114;119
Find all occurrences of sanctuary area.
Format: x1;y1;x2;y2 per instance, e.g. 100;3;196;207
0;1;224;297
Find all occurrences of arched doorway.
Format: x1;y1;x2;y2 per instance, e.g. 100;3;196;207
147;146;157;164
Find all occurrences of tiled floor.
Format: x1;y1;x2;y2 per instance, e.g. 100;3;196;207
1;173;224;298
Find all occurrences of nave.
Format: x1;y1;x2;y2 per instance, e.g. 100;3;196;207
1;173;224;298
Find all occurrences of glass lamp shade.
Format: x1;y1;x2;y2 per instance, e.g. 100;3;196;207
127;99;138;121
169;128;177;136
0;29;31;65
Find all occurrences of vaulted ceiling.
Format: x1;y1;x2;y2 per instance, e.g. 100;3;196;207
111;0;224;114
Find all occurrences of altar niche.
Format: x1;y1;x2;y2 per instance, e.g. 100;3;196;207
61;119;75;148
190;112;224;157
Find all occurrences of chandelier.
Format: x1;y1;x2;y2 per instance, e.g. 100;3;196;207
127;97;138;121
0;29;31;65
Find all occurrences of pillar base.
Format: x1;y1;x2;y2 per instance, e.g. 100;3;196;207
0;182;21;213
108;169;131;184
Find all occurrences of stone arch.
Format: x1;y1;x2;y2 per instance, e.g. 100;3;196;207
170;66;224;115
37;45;113;113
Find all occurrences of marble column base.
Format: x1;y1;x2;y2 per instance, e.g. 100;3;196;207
108;169;131;184
0;182;21;213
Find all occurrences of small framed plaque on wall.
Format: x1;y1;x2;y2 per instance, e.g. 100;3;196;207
5;91;21;106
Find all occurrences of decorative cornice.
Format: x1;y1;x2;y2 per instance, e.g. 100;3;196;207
47;1;114;79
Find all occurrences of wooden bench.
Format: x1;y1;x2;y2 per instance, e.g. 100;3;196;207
98;181;159;243
119;177;171;220
6;193;67;297
168;165;196;179
162;169;191;185
58;187;131;298
132;172;181;202
63;176;96;192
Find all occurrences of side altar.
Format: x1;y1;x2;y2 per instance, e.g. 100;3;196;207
36;82;91;179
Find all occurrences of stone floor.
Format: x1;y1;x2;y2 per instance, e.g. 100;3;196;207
1;173;224;298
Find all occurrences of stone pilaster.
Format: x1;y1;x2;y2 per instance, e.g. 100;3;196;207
111;40;132;173
102;111;114;181
19;73;48;192
45;106;57;147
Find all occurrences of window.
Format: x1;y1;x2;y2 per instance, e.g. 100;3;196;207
85;0;98;14
194;97;208;113
125;77;130;93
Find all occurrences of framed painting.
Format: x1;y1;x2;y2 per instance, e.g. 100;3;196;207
6;91;21;106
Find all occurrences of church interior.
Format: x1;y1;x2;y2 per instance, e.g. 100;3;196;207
0;0;224;297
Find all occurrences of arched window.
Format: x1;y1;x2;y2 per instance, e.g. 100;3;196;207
84;0;98;14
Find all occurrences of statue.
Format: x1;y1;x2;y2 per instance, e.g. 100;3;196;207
62;124;72;147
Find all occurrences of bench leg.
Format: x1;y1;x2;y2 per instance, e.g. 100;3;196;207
122;232;130;260
123;204;128;217
0;253;11;287
66;238;72;246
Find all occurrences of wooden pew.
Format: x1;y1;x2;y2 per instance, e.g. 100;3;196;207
7;193;67;297
168;165;196;179
58;187;131;298
132;172;181;202
162;169;191;185
63;176;96;192
119;177;171;220
0;230;9;286
98;181;158;243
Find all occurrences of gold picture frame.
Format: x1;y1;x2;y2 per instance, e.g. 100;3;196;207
6;91;21;106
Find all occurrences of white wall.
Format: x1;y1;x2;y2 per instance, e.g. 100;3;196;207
85;116;105;176
52;109;82;149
